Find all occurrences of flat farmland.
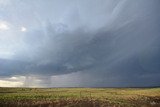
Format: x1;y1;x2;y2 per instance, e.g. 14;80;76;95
0;87;160;107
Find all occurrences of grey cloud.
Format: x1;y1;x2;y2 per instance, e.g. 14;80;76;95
0;0;160;87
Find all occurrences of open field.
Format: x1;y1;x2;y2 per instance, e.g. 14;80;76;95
0;87;160;107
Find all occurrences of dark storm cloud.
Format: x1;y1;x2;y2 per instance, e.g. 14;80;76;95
0;0;160;87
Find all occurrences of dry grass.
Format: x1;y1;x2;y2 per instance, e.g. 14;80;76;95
0;87;160;107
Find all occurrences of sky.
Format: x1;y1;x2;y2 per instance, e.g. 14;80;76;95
0;0;160;87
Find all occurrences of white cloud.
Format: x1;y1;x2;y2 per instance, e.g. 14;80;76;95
21;27;27;32
0;21;9;31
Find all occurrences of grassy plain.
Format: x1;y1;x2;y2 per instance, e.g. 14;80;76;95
0;87;160;107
